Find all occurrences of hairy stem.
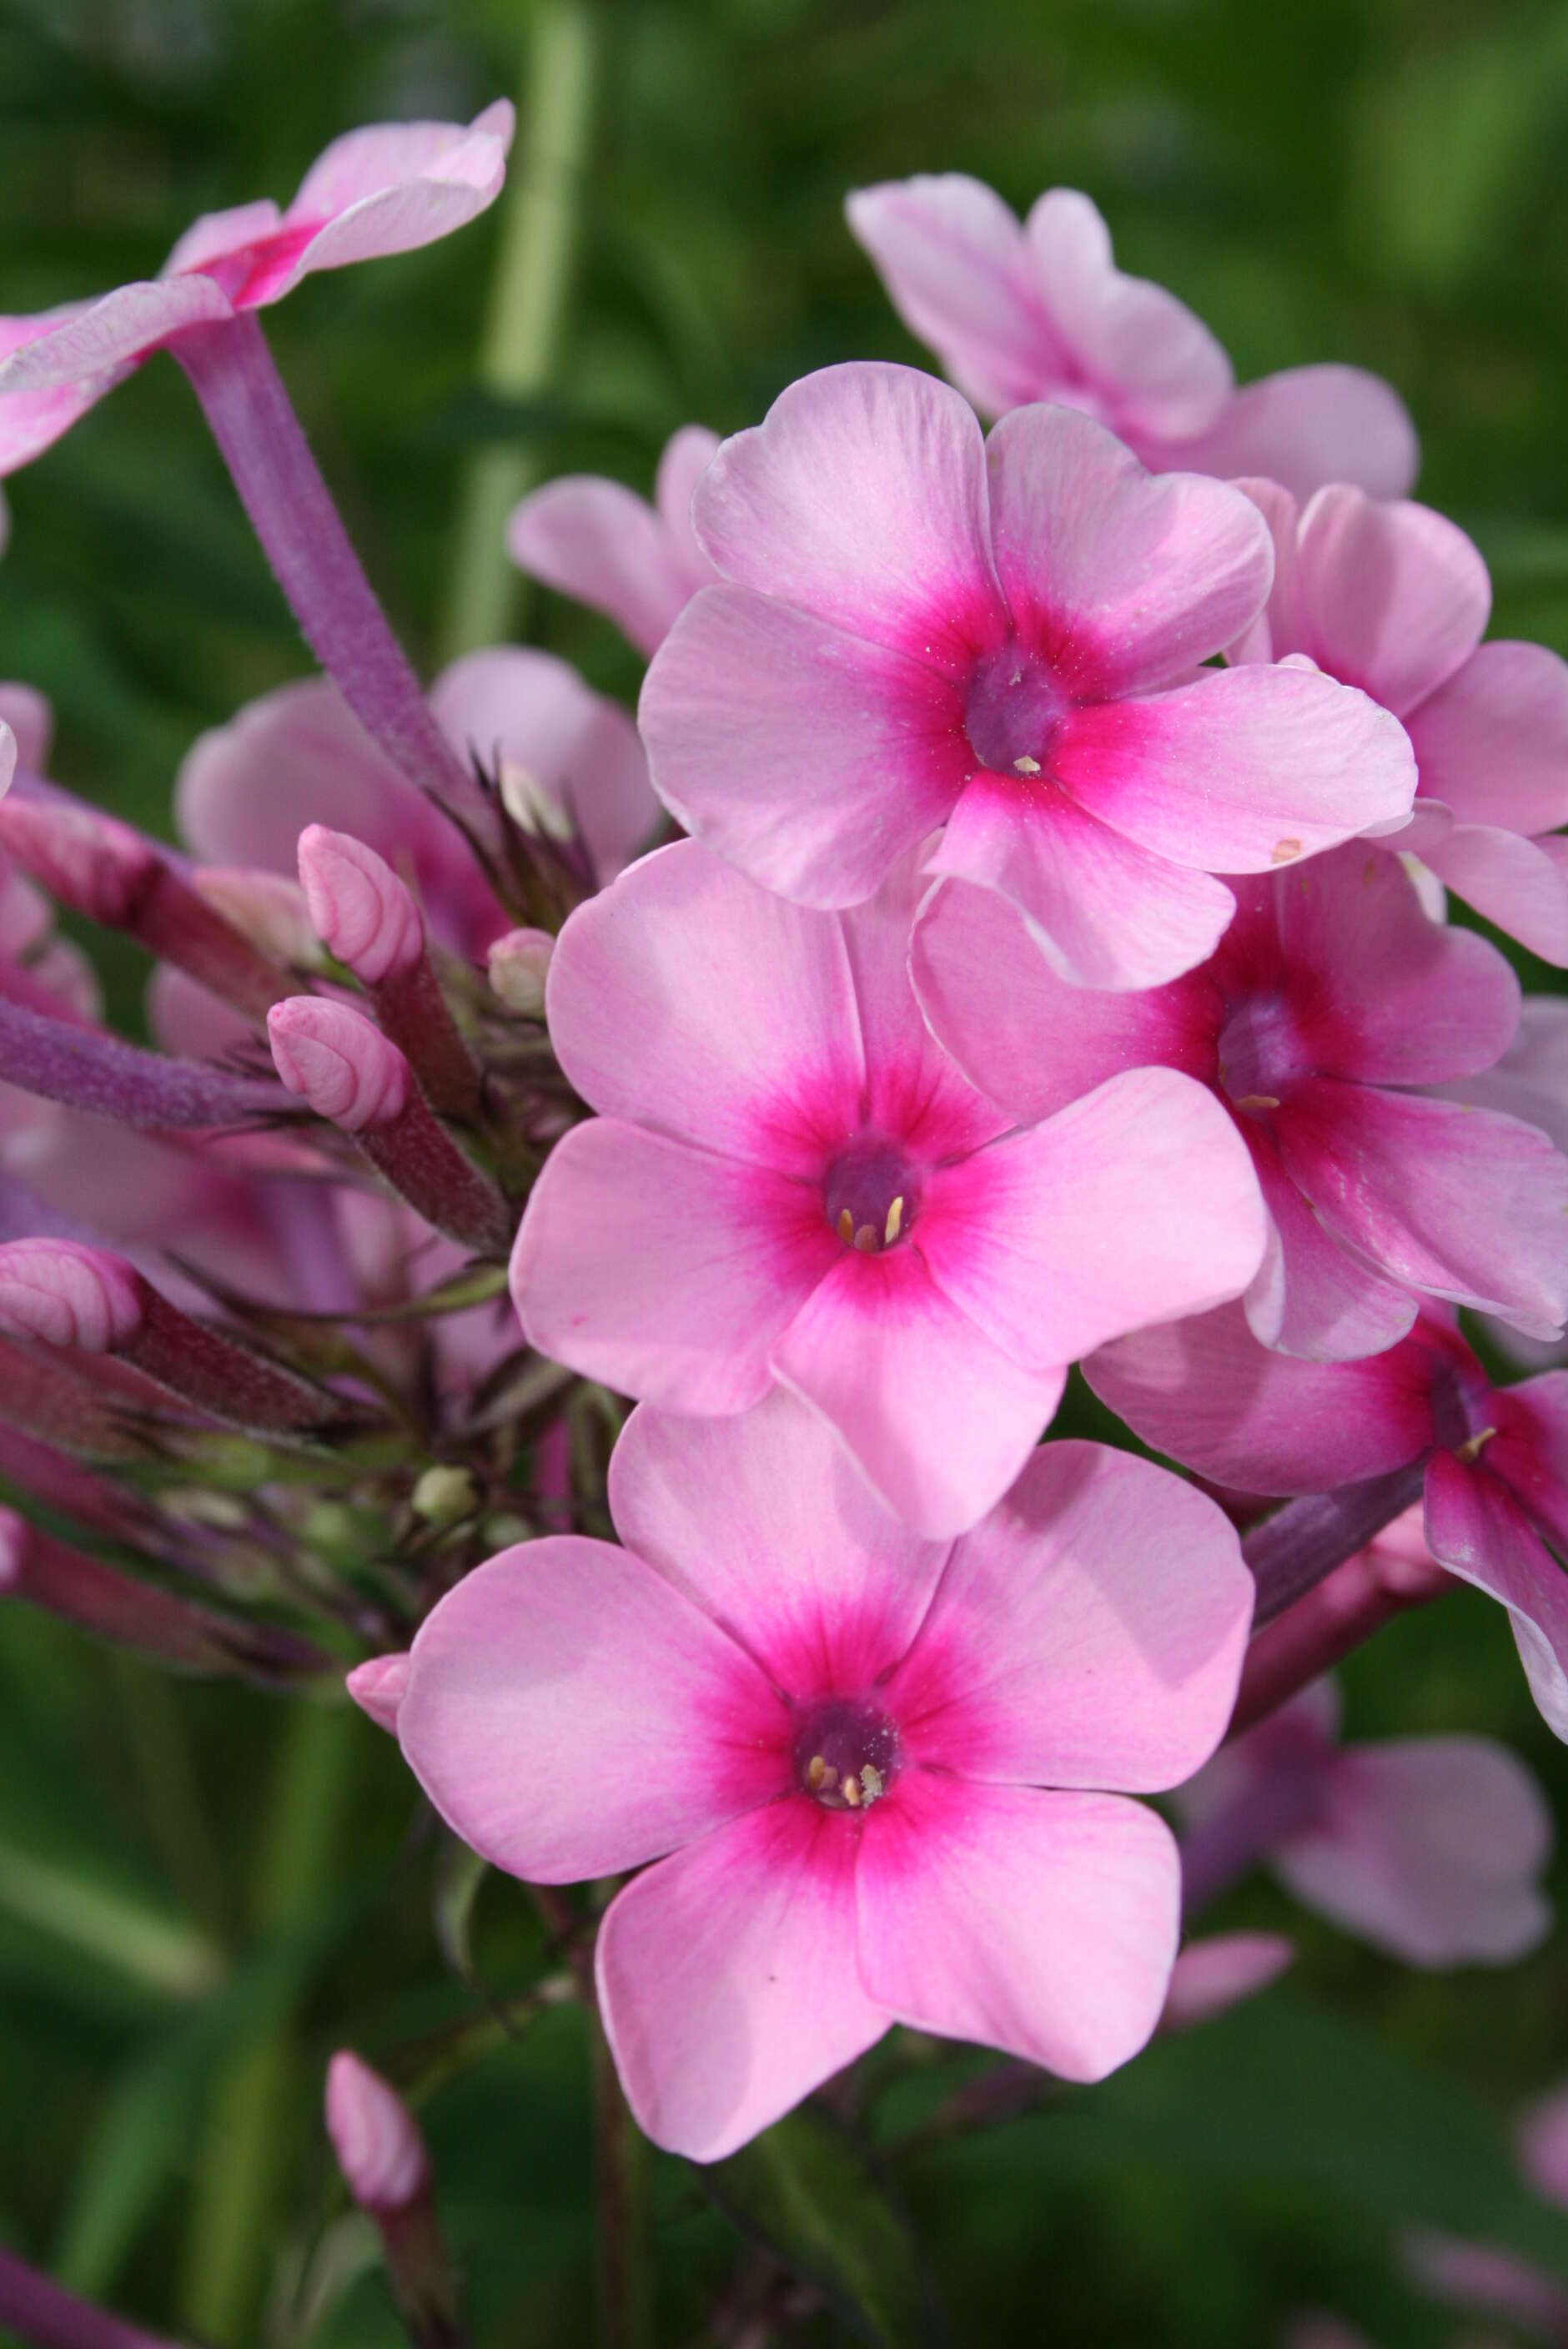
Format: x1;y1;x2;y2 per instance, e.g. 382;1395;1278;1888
0;2246;194;2349
1230;1527;1455;1740
1241;1460;1429;1628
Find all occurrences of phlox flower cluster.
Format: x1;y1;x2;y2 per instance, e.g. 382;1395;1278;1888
0;111;1564;2231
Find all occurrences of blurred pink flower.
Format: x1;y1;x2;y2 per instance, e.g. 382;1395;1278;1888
359;1396;1252;2160
1159;1932;1294;2032
508;425;721;654
511;838;1265;1537
639;364;1416;990
845;176;1417;498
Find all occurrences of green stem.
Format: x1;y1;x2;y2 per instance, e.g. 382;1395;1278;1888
440;1;599;661
176;1701;359;2342
110;1655;229;1944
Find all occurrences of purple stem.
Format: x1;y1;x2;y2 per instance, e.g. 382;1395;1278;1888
170;315;497;850
357;1092;512;1259
0;2244;195;2349
0;998;284;1130
1240;1460;1429;1628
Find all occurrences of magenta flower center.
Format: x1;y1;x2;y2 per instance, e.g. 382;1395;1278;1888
792;1696;900;1812
1216;993;1312;1114
962;642;1068;778
823;1134;921;1254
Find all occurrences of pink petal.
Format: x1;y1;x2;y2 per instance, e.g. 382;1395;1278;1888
1287;490;1490;717
163;201;285;277
0;306;128;475
395;1534;788;1881
607;1393;951;1700
1053;665;1416;873
984;405;1267;694
1274;841;1520;1085
1160;1933;1295;2031
274;103;515;291
1422;823;1568;967
596;1800;889;2161
927;772;1237;990
887;1440;1251;1791
1244;1133;1420;1361
0;684;53;774
507;475;700;657
1274;1083;1568;1337
512;1119;836;1416
641;586;968;907
691;362;1003;671
0;279;232;393
654;425;723;581
1084;1301;1437;1494
911;875;1216;1114
1276;1735;1552;1964
918;1068;1266;1373
1225;475;1300;664
1425;1451;1568;1741
1443;997;1568;1158
844;175;1063;420
289;103;515;222
1024;191;1233;441
542;840;863;1175
1515;2084;1568;2211
856;1773;1180;2080
1406;639;1568;837
429;646;656;883
1142;364;1420;501
771;1247;1064;1538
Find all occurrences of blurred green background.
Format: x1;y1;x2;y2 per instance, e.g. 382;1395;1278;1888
3;0;1568;2343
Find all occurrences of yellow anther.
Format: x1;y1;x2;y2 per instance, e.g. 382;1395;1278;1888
884;1196;904;1247
1234;1094;1281;1112
852;1224;878;1253
859;1763;884;1805
842;1773;862;1808
1456;1426;1498;1463
837;1207;855;1244
807;1754;828;1791
1013;754;1042;775
1270;837;1304;864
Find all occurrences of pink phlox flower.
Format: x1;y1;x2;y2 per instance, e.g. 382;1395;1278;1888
508;425;722;655
1087;1304;1568;1744
1232;480;1568;965
0;105;515;477
511;837;1266;1538
1179;1674;1553;1965
360;1395;1253;2159
640;362;1417;991
912;839;1568;1361
844;176;1417;499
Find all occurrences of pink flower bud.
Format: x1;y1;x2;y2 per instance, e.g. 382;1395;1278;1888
487;925;555;1017
193;866;319;965
324;2050;430;2215
0;794;155;927
0;1239;145;1351
346;1651;411;1734
268;996;410;1131
299;825;424;985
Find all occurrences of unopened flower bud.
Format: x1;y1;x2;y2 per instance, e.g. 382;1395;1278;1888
411;1464;480;1527
346;1652;411;1734
0;1238;143;1352
299;825;424;985
487;925;554;1017
269;996;410;1131
325;2050;430;2214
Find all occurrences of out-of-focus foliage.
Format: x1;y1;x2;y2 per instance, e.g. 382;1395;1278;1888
1;2;1566;2344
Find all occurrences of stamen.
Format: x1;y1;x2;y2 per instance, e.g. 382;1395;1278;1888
1456;1426;1498;1463
1271;837;1304;864
837;1207;855;1245
884;1196;904;1246
1012;754;1041;775
1233;1094;1281;1112
842;1774;862;1808
859;1763;884;1803
807;1754;827;1791
852;1224;878;1252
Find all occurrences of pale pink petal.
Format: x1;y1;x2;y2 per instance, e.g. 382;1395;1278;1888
345;1651;410;1734
1225;476;1301;664
0;684;53;773
1160;1933;1294;2030
1274;841;1520;1085
1422;823;1568;967
289;104;514;220
641;586;967;906
1244;1133;1420;1361
542;840;862;1174
856;1774;1180;2080
395;1534;788;1882
597;1801;888;2162
1515;2083;1568;2211
1084;1301;1436;1494
1494;1375;1568;1558
1444;998;1568;1159
276;104;515;291
887;1441;1251;1790
608;1394;951;1699
1053;665;1416;872
919;1069;1265;1373
1274;1084;1568;1338
163;201;285;277
429;646;656;883
507;475;698;657
1025;191;1233;441
653;425;723;586
0;306;127;475
926;771;1239;989
0;279;233;393
511;1119;836;1415
1425;1451;1568;1742
1406;639;1568;836
1287;490;1490;717
1143;364;1420;501
1403;2230;1568;2336
771;1248;1064;1539
691;362;1003;670
844;175;1063;419
984;405;1267;693
1275;1736;1553;1964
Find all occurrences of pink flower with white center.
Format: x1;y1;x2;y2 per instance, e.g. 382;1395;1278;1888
1179;1675;1552;1966
640;364;1417;991
508;425;722;655
174;649;656;958
912;839;1568;1360
1086;1303;1568;1743
510;837;1266;1537
0;105;514;475
352;1396;1254;2160
845;177;1418;500
1232;480;1568;965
